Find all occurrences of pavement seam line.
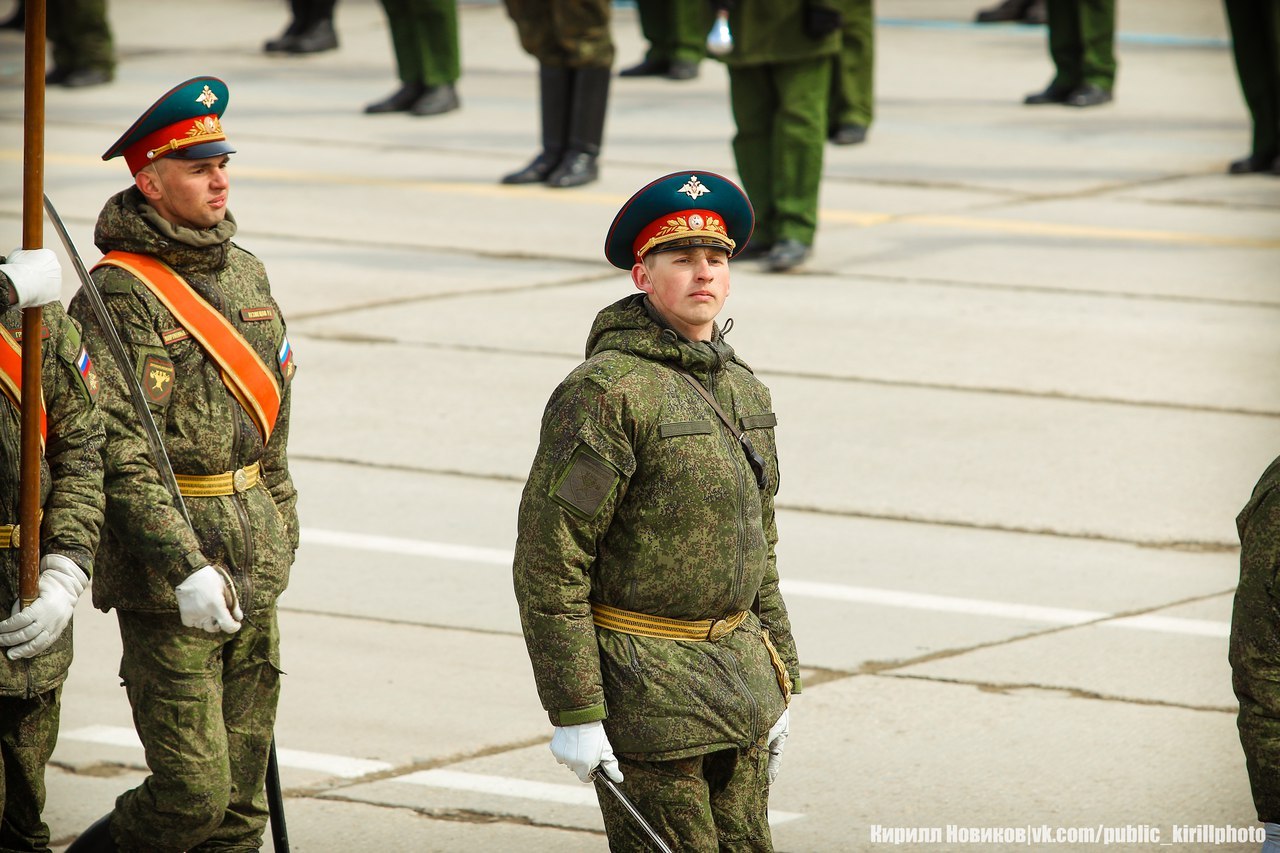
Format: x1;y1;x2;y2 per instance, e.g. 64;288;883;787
879;672;1235;714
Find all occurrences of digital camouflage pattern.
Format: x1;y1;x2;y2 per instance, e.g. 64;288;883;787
0;291;103;851
0;299;105;698
0;690;61;852
112;610;281;852
597;736;772;853
1231;454;1280;823
514;294;800;761
67;187;299;616
503;0;615;68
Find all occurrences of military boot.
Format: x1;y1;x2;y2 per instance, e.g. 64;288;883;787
503;65;571;184
65;813;118;852
264;0;307;52
546;66;610;189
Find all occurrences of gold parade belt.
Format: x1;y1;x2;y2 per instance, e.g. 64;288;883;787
590;601;749;642
0;510;43;549
174;462;261;497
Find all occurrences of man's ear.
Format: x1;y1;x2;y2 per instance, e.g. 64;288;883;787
135;166;162;202
631;260;653;295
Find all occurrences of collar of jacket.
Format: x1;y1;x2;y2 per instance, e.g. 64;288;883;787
93;186;236;276
586;293;738;379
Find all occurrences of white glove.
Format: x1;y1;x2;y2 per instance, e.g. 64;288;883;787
175;565;242;634
0;554;87;659
766;708;789;785
0;248;62;309
550;720;623;784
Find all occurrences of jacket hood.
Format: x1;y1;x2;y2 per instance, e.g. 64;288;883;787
585;293;741;377
93;186;237;275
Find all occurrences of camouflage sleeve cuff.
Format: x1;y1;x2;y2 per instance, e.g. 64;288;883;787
172;549;211;585
549;703;607;726
791;676;802;695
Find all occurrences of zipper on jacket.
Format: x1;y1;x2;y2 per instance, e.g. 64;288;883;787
708;370;747;605
726;644;759;748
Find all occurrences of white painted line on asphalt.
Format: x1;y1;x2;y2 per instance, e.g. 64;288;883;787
298;528;1231;638
301;527;511;565
398;769;804;824
62;725;393;778
59;727;805;823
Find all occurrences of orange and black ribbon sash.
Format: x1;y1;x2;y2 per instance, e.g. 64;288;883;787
94;251;281;442
0;325;46;446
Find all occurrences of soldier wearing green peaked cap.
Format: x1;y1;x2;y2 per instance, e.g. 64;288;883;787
65;75;299;853
516;171;801;852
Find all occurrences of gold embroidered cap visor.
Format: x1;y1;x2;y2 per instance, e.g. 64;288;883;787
103;76;237;175
604;170;755;270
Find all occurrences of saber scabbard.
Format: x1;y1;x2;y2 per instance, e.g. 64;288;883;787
589;766;675;853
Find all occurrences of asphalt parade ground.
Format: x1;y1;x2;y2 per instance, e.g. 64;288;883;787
1;0;1278;850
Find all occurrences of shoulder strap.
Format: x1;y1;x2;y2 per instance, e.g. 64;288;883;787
676;370;768;490
94;251;282;443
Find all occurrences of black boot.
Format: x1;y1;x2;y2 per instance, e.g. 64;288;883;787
65;813;118;852
502;65;571;184
264;0;307;52
546;66;610;189
288;15;338;53
365;81;427;114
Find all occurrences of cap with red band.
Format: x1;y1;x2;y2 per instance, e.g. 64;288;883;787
604;171;755;271
103;76;237;175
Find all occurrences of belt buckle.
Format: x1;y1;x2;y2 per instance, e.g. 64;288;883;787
232;468;250;493
707;618;731;641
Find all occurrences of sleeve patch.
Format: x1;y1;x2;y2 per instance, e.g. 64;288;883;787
551;447;619;520
139;353;175;404
75;346;99;402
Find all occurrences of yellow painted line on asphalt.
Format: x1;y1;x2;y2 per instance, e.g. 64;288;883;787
13;149;1279;249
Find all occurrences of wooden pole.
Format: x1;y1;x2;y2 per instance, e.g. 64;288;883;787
19;0;46;606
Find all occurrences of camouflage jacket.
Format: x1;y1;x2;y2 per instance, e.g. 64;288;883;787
1232;454;1280;822
514;294;801;760
67;187;298;615
0;297;105;697
719;0;842;67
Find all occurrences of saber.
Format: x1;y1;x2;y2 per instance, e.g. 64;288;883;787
43;194;292;853
590;767;675;853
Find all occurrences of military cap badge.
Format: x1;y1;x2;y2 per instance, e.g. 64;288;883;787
103;76;237;175
604;171;755;270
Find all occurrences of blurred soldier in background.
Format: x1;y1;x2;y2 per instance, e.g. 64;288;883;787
1223;0;1280;175
718;0;842;272
365;0;461;116
47;0;116;87
500;0;613;188
828;0;874;145
1023;0;1116;107
974;0;1046;24
618;0;711;81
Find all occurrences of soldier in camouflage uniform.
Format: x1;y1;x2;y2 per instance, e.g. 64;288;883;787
1231;455;1280;850
46;0;116;88
500;0;614;188
717;0;843;273
0;249;104;853
64;77;299;853
514;171;800;852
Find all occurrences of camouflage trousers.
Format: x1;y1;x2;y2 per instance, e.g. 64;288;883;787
597;737;774;853
0;689;59;853
503;0;615;68
107;609;281;853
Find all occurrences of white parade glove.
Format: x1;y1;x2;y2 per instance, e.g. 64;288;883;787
0;554;87;659
1;248;62;308
766;708;789;785
550;720;623;784
175;565;242;634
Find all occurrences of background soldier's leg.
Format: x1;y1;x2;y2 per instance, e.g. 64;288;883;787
598;754;718;853
637;0;671;65
419;0;461;86
111;613;232;853
729;64;781;248
670;0;711;66
1077;0;1116;91
0;690;59;853
771;57;831;248
1045;0;1083;91
191;611;282;852
707;739;773;852
828;0;875;137
1225;0;1280;163
379;0;424;85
